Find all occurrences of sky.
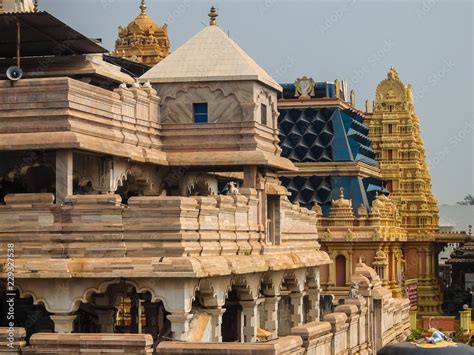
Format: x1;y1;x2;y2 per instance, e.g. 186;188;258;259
39;0;473;205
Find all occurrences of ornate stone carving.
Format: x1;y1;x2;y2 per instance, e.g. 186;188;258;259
294;76;315;99
348;281;360;299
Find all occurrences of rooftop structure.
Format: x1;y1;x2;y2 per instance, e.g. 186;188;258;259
278;78;386;215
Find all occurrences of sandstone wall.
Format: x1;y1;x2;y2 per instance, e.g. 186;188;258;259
0;193;321;259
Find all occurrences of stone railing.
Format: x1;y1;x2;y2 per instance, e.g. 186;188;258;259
19;333;153;354
156;336;304;354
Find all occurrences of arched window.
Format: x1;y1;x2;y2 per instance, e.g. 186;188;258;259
335;255;347;287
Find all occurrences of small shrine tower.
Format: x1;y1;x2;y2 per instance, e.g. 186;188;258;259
112;0;170;66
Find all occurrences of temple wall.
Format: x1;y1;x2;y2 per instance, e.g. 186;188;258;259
280;197;319;250
0;193;320;259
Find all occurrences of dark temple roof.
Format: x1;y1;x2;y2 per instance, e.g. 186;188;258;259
0;11;107;58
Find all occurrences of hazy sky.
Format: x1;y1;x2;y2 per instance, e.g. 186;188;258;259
40;0;473;205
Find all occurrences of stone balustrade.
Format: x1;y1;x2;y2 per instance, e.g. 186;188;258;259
21;333;153;354
156;336;304;354
291;322;333;355
323;312;349;354
3;286;411;355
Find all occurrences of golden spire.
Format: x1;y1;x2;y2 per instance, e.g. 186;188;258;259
140;0;147;15
209;6;218;26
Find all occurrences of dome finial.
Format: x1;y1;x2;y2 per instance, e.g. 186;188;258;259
209;6;218;26
388;66;399;80
140;0;147;15
339;187;345;199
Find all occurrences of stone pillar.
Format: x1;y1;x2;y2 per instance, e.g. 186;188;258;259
242;166;257;189
328;251;336;287
417;248;423;280
55;150;73;204
390;249;397;284
167;313;193;341
409;310;417;330
96;309;116;333
307;288;320;322
426;248;432;279
289;292;304;327
263;296;280;339
206;308;226;342
240;300;262;343
348;251;353;283
459;307;472;333
51;314;77;333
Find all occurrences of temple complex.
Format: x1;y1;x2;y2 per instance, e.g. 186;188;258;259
0;1;466;354
111;0;170;66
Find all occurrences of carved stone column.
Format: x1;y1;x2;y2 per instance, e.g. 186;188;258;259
328;250;336;287
426;248;433;281
289;292;304;327
240;299;263;343
307;288;320;322
167;313;193;341
417;248;423;280
263;296;280;339
96;309;116;333
51;314;77;333
55;150;73;204
206;307;226;342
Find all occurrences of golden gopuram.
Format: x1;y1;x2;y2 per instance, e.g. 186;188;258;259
111;0;170;66
365;67;455;315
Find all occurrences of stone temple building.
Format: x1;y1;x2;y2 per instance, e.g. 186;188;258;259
0;2;417;354
0;5;331;344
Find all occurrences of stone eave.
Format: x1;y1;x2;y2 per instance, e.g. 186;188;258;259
0;131;168;166
166;150;297;171
279;161;381;179
5;252;331;279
